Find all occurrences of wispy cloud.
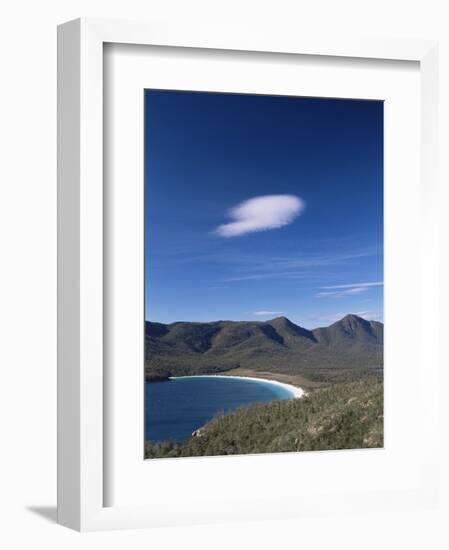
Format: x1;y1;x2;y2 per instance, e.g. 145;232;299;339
320;282;383;290
253;310;284;317
153;245;382;286
316;287;368;298
316;281;383;298
223;272;316;283
219;251;378;282
215;195;305;237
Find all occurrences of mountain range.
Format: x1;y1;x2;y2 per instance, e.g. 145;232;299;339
145;314;383;384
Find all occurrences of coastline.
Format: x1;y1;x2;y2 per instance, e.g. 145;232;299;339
168;374;305;399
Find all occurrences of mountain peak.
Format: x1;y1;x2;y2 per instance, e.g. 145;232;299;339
270;315;291;323
268;316;316;341
268;316;302;330
340;313;365;323
335;314;370;330
312;313;383;347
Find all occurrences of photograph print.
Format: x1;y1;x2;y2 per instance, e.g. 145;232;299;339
144;90;383;459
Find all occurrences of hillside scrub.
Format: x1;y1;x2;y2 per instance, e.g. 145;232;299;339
145;378;383;458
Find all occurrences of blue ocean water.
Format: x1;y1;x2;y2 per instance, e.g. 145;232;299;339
145;376;294;442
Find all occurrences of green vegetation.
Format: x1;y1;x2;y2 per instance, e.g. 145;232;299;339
145;377;383;458
145;314;383;384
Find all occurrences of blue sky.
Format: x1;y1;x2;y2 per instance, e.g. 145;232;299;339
145;90;383;329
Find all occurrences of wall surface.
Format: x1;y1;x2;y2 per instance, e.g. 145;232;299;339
1;1;448;548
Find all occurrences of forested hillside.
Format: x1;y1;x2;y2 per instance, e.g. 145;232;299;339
145;314;383;383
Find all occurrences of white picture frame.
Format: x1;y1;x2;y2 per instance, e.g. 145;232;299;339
57;17;439;531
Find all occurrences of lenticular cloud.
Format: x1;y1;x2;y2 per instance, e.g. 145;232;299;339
215;194;305;237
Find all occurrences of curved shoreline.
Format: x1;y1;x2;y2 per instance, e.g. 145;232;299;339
168;374;305;400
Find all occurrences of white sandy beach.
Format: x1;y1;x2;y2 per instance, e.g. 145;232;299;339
168;374;305;399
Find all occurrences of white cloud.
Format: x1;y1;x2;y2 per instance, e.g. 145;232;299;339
253;310;284;317
215;195;304;237
316;281;383;298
